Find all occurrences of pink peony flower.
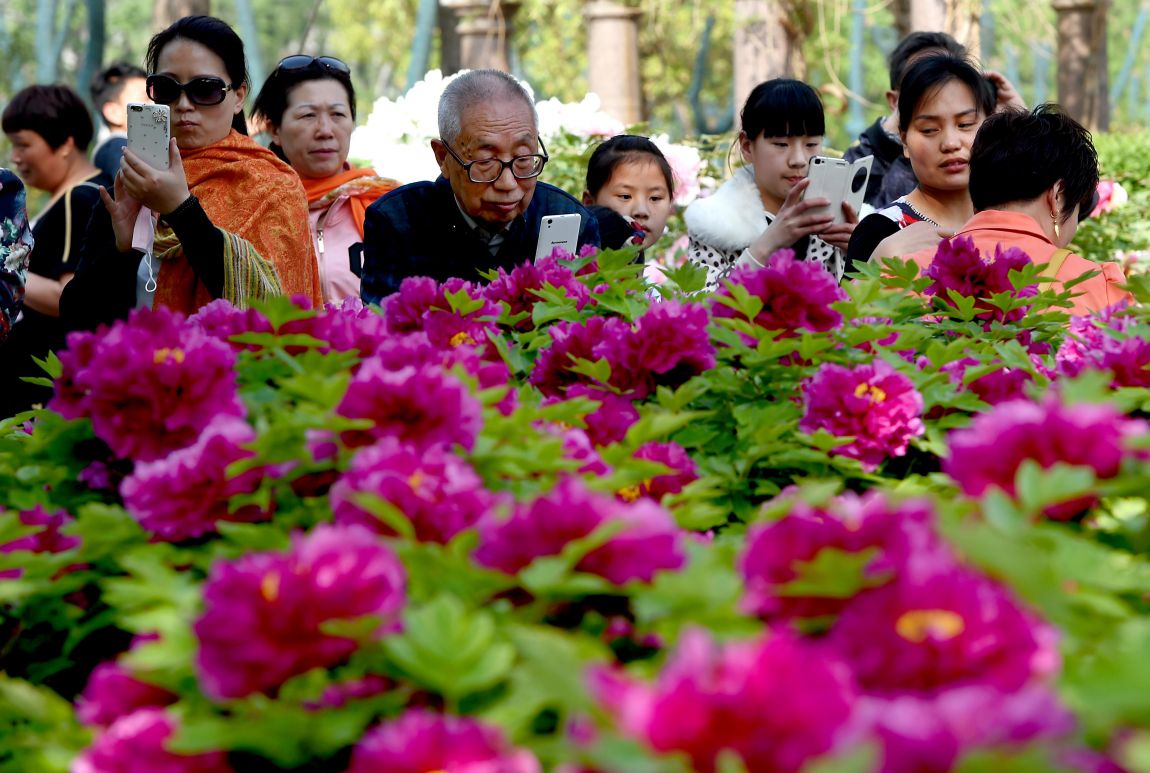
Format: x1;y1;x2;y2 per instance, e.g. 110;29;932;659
1090;180;1128;218
573;386;641;446
305;674;392;711
194;524;406;700
330;438;495;544
0;505;80;578
336;359;482;452
651;134;703;207
621;442;698;502
828;566;1057;695
71;708;231;773
939;355;1053;406
383;276;441;333
120;416;270;542
1057;306;1150;388
551;424;611;475
347;710;540;773
484;256;591;331
529;316;633;398
614;301;715;397
592;628;854;773
384;276;499;354
800;361;925;471
277;297;392;361
187;298;273;351
710;250;846;337
944;396;1148;519
923;238;1036;322
740;492;950;621
474;477;684;585
76;660;177;727
52;307;245;462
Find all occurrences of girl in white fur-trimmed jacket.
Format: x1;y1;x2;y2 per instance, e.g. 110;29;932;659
684;79;858;292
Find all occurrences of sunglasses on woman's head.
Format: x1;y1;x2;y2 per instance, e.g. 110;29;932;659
275;55;350;76
146;74;234;106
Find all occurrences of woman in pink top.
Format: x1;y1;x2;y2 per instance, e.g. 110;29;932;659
906;105;1131;315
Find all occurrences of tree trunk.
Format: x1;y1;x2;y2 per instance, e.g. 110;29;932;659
1053;0;1109;131
234;0;265;94
732;0;809;120
897;0;982;55
152;0;211;33
79;0;106;109
36;0;59;83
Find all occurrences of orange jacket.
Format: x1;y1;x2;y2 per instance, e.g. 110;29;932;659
905;210;1132;316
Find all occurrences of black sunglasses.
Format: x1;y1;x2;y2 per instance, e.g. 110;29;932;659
276;55;350;76
146;74;234;107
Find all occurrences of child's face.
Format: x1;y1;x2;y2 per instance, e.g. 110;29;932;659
590;159;673;249
740;133;823;213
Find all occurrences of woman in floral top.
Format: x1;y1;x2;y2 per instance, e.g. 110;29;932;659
0;168;34;343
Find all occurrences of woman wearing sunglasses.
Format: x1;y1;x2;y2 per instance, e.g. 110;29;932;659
252;55;398;303
62;15;321;332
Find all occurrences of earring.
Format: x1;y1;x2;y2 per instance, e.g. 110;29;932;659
1051;211;1061;242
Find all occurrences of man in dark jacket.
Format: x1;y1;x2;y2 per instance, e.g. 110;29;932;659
845;31;967;209
360;69;599;304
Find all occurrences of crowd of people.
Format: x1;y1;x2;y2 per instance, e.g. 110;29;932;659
0;18;1135;417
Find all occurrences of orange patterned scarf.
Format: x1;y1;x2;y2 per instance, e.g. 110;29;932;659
301;166;399;239
155;130;321;312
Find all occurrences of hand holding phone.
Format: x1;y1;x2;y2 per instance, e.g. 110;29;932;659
803;155;872;225
126;103;171;170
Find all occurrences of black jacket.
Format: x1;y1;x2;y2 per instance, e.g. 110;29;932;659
843;117;917;210
360;176;600;304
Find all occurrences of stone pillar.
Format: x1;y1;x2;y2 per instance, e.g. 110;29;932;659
1053;0;1109;131
445;0;519;72
438;1;463;75
585;1;643;125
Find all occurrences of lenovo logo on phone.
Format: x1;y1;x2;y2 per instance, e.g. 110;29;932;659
534;214;581;262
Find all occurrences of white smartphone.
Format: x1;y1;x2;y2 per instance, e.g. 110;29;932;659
126;103;171;170
534;213;582;261
804;155;873;224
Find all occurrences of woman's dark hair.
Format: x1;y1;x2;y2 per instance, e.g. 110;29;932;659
585;134;674;198
740;79;825;141
251;60;357;163
897;54;996;135
969;104;1098;223
2;84;94;152
887;31;967;90
145;15;249;135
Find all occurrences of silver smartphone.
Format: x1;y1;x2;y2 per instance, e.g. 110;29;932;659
534;213;582;261
804;155;873;224
126;103;171;170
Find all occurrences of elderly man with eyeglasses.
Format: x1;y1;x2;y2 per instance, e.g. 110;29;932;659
359;69;599;304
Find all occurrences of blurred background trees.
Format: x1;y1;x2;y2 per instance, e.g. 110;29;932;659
0;0;1145;151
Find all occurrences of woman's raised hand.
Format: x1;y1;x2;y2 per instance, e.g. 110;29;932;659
119;138;192;216
99;173;144;255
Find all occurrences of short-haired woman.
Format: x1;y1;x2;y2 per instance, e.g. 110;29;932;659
905;104;1131;315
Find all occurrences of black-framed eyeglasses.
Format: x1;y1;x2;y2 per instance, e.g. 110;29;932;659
440;137;549;184
275;55;351;76
146;74;235;107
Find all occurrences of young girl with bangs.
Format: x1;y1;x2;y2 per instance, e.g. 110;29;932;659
684;79;857;292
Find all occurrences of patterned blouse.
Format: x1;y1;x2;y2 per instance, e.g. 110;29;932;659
687;216;842;293
0;169;34;343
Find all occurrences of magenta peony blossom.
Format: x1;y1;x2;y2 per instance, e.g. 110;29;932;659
560;385;641;447
710;250;846;337
52;307;245;462
71;708;231;773
336;359;483;452
120;416;270;542
194;524;406;700
474;477;685;585
384;276;500;354
347;710;540;773
923;238;1036;322
550;425;611;476
860;683;1075;773
276;297;392;361
484;256;592;331
939;355;1053;406
1057;306;1150;388
622;442;698;502
330;438;495;544
0;505;80;578
828;566;1057;695
740;492;950;621
613;301;716;396
592;628;854;773
76;660;177;727
529;316;634;398
305;674;392;711
800;361;925;471
944;396;1148;519
187;298;273;350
